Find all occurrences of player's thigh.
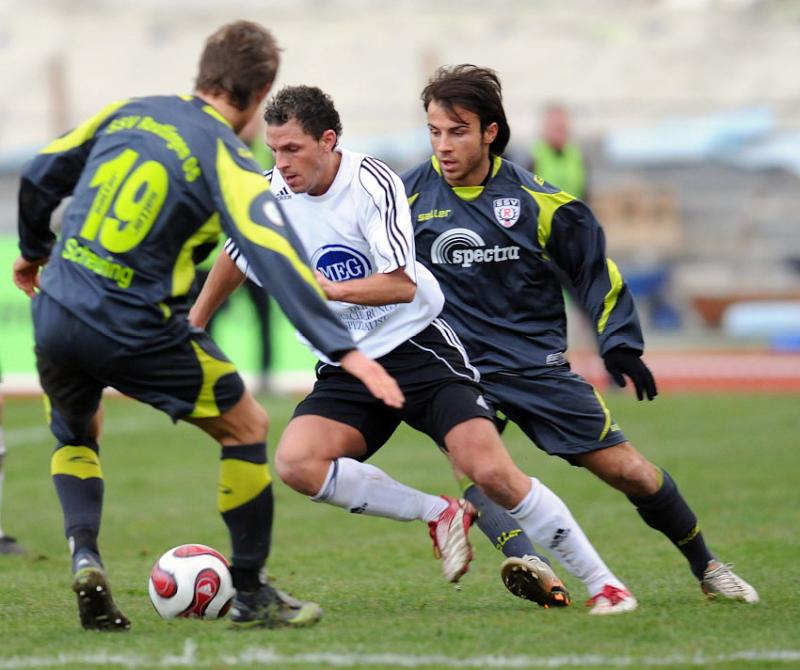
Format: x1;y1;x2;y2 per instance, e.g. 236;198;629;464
36;348;104;445
385;319;491;447
105;330;246;428
481;369;627;462
402;380;495;448
185;390;267;445
291;366;400;461
33;296;105;444
33;294;247;442
276;415;370;470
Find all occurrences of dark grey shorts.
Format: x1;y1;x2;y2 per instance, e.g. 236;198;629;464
33;293;244;444
480;367;627;463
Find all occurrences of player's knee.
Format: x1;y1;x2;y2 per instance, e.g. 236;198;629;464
466;458;510;496
610;447;659;496
228;395;269;444
245;398;269;436
274;440;313;493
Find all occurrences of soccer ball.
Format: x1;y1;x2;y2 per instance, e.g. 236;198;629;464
148;544;235;619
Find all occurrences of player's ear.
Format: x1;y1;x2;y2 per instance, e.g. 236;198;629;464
483;122;498;146
320;129;338;152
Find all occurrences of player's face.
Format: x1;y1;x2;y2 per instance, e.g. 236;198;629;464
267;119;337;196
426;101;497;187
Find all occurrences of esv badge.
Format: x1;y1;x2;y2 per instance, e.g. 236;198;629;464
493;198;521;228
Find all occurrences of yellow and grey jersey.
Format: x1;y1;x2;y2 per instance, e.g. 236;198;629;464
402;156;644;375
18;95;354;359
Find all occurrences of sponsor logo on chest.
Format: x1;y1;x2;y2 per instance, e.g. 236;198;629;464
430;228;520;268
493;198;521;228
312;244;372;281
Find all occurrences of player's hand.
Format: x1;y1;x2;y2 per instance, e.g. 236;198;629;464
314;270;338;300
602;347;657;401
339;350;405;409
12;255;48;298
187;304;208;330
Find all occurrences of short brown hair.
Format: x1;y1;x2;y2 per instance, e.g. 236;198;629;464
422;64;510;156
195;21;281;111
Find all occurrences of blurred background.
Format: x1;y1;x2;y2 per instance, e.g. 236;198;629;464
1;0;799;393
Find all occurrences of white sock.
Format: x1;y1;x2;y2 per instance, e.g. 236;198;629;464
312;457;448;522
510;477;625;596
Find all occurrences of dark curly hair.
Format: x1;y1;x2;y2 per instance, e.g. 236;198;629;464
264;85;342;143
421;64;510;156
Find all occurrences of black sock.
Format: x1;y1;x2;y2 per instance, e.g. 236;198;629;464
51;442;104;571
71;541;103;573
464;484;550;563
628;468;713;580
218;443;274;591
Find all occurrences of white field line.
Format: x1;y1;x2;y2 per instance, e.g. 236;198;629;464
4;416;165;449
1;640;799;669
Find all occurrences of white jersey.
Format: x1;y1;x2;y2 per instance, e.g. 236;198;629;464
225;148;445;363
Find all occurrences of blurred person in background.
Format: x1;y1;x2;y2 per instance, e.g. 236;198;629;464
193;114;275;393
0;376;25;555
12;20;402;632
530;103;588;202
404;64;759;608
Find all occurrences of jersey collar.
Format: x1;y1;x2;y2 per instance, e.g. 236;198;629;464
182;95;233;129
431;154;502;202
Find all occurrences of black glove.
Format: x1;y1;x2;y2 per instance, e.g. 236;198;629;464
602;348;658;401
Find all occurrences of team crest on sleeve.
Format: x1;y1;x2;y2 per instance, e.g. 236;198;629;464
493;198;521;228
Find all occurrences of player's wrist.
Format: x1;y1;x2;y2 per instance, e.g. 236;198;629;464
331;347;357;364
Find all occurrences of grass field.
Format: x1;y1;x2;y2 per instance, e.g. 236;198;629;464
0;391;798;669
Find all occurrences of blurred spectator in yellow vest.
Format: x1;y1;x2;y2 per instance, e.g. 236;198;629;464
530;104;588;201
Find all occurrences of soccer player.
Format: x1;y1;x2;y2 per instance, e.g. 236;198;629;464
12;21;403;632
402;64;759;605
192;85;640;615
0;382;25;555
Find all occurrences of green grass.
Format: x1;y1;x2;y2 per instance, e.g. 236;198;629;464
0;392;798;669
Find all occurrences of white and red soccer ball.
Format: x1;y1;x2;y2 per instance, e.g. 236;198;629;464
148;544;235;619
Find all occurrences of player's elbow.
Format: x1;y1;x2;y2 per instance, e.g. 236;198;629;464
385;268;416;303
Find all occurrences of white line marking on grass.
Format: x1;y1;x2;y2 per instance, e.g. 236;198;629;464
4;417;165;449
1;640;800;669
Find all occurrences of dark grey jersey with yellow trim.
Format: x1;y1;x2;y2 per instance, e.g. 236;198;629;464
402;155;644;376
18;95;353;359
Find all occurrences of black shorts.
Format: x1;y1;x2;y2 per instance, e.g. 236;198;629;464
33;292;244;445
480;367;627;462
293;319;495;459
